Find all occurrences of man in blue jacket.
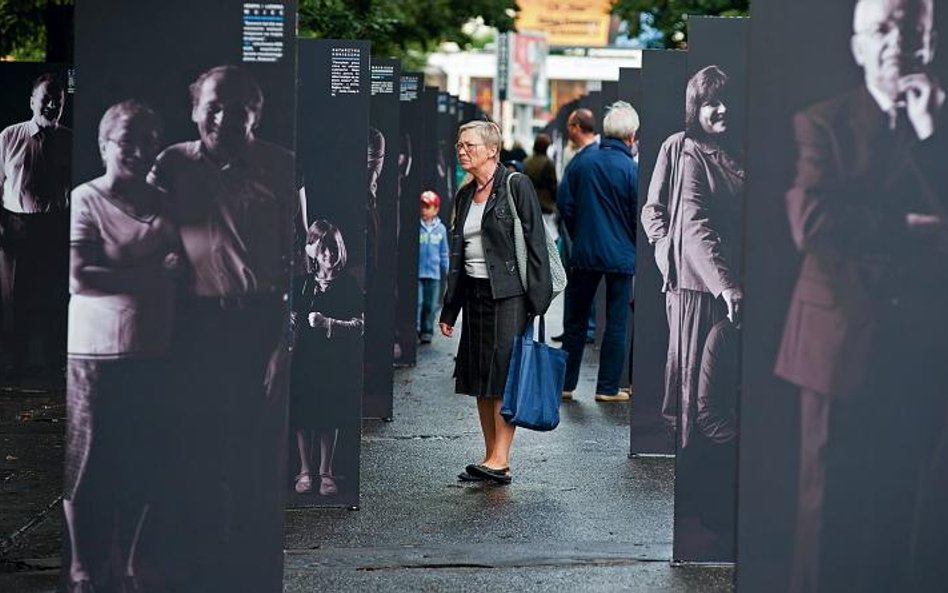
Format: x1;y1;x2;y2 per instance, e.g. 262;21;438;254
557;101;639;402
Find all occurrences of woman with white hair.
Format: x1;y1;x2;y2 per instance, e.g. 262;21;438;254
439;120;552;484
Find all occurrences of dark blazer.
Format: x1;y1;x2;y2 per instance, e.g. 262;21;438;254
675;136;745;297
556;137;638;274
440;163;552;326
775;86;948;397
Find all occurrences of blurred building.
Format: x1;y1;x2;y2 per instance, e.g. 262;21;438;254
425;47;641;145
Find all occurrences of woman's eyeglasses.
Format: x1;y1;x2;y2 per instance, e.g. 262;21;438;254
455;142;483;153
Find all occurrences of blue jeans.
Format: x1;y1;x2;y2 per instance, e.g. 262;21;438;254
417;278;441;337
561;269;632;394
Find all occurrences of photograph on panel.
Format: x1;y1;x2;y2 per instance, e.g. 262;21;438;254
738;1;948;592
289;39;369;509
66;1;298;591
642;16;749;563
0;64;72;393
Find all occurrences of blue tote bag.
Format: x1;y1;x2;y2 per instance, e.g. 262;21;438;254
501;316;568;431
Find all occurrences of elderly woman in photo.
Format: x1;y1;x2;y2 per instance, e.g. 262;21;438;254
63;100;181;593
439;120;552;484
291;219;363;497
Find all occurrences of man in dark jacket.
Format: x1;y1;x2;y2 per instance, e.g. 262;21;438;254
557;101;639;401
776;1;948;591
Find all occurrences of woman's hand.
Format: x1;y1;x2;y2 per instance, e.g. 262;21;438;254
439;322;454;337
721;287;743;326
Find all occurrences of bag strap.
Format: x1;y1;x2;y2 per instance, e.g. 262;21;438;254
505;172;529;291
505;172;520;218
523;315;546;343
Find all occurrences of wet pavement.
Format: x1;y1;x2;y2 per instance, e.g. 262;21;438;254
284;295;733;592
0;383;66;592
0;295;734;592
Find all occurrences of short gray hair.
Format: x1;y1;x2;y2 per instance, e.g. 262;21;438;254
457;120;503;161
603;101;640;140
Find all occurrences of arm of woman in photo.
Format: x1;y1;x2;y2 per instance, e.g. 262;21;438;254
70;243;164;297
642;132;686;244
511;173;553;316
308;311;364;337
306;274;364;337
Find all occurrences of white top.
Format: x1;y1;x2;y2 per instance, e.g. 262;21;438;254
68;182;178;359
463;200;489;279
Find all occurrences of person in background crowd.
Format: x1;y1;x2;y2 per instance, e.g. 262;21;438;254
417;190;448;344
557;101;639;403
552;108;600;344
439;120;552;485
64;100;180;593
523;133;558;217
0;72;71;384
500;140;527;164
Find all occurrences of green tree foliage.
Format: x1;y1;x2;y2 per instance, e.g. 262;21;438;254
2;0;515;63
611;0;750;48
299;0;517;68
0;0;71;59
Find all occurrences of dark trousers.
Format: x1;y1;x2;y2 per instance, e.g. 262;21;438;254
162;297;289;593
0;209;68;377
561;269;632;394
416;278;440;337
791;368;947;593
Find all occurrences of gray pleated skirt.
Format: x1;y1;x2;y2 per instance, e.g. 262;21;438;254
454;278;529;398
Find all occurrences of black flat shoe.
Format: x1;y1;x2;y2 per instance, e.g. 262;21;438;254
467;464;512;484
458;470;484;481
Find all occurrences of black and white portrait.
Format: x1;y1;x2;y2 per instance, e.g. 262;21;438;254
289;220;363;502
738;1;948;591
67;2;298;591
640;16;749;564
290;38;369;509
0;66;71;389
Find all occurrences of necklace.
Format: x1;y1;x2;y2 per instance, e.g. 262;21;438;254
475;174;495;193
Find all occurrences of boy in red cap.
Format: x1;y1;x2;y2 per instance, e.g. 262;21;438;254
418;190;448;343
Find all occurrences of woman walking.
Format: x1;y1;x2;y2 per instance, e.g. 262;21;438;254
439;120;552;484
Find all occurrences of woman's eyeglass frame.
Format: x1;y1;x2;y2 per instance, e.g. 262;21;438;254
455;141;483;153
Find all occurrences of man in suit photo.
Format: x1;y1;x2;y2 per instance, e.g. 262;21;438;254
776;0;948;591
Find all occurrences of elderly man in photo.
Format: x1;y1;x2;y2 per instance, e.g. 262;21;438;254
557;101;639;402
148;64;295;593
776;0;948;591
0;73;71;384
